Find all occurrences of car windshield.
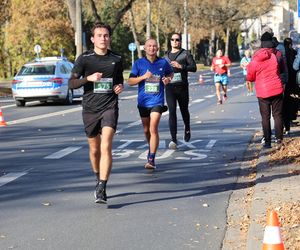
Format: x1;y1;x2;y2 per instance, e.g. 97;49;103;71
17;64;55;76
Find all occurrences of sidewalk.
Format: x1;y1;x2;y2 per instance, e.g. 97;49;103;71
223;120;300;249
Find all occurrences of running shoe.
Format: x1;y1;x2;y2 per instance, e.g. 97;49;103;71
168;141;177;149
223;94;228;101
144;162;156;169
217;100;222;105
94;182;107;204
261;137;265;144
184;130;191;142
274;139;282;150
263;142;271;149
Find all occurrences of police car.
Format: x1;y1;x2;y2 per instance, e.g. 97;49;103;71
11;57;82;107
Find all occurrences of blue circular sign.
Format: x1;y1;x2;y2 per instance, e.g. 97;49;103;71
128;43;137;52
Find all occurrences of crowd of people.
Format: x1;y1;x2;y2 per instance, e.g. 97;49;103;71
68;22;299;204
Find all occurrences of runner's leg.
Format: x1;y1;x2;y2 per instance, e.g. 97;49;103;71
99;126;115;181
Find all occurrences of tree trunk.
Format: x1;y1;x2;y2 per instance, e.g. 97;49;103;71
88;0;101;23
209;28;215;57
66;0;76;30
129;9;142;58
225;27;230;56
156;0;161;55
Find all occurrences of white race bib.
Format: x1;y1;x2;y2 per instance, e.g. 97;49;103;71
94;78;113;93
145;75;160;94
170;72;182;83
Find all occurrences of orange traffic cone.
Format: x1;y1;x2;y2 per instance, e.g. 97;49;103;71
199;74;204;84
262;210;285;250
0;108;7;126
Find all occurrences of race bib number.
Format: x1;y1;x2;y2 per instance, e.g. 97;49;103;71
145;75;160;94
94;78;113;93
171;72;182;83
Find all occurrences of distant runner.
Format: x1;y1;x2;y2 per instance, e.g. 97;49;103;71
240;50;254;96
211;50;232;105
165;32;197;149
128;38;173;169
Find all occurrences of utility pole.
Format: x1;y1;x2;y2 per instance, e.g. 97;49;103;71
76;0;83;59
183;0;188;50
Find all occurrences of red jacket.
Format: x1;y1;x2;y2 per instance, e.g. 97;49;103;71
247;48;283;98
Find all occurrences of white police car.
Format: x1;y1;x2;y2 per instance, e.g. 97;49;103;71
11;57;82;107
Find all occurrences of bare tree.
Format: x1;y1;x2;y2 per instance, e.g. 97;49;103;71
129;9;142;58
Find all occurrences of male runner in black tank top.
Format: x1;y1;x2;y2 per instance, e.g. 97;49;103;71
68;23;124;204
165;33;197;149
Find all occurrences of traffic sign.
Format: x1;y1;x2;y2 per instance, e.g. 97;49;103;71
128;43;137;52
34;44;42;53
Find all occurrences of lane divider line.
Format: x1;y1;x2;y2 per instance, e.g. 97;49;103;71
7;107;82;125
44;146;82;159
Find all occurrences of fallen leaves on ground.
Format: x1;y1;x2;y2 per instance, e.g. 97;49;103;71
267;136;300;249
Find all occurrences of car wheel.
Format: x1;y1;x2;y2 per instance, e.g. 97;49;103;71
65;89;73;105
15;100;25;107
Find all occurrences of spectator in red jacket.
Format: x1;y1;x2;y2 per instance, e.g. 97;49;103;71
247;32;284;149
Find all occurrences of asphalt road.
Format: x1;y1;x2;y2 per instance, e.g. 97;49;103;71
0;68;262;250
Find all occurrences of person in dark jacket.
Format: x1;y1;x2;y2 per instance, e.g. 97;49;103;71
282;38;299;134
247;32;284;149
165;33;197;149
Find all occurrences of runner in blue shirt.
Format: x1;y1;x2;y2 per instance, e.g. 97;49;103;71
240;50;254;96
128;38;173;169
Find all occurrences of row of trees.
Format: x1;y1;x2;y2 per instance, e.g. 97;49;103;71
0;0;277;78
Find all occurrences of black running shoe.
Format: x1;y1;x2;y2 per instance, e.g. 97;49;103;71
263;142;271;149
94;182;107;204
184;130;191;142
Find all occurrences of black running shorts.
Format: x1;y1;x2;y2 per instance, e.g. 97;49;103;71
138;105;167;118
82;108;119;138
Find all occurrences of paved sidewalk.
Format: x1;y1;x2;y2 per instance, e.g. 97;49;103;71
223;121;300;250
246;125;300;249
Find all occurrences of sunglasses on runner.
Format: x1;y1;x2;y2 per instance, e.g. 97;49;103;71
171;38;181;42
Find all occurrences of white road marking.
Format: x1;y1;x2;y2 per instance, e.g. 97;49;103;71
44;146;82;159
192;98;205;103
204;94;215;98
120;94;138;100
0;172;28;187
1;104;16;108
7;107;82;125
206;140;217;149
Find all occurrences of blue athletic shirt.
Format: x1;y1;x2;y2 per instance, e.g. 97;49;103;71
130;57;173;107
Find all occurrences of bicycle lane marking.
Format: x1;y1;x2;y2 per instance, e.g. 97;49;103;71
0;172;28;187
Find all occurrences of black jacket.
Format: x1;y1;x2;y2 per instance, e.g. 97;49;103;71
165;49;197;86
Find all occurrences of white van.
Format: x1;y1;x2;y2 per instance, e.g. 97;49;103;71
11;57;82;107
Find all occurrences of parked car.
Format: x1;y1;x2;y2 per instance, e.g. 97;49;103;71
11;57;82;107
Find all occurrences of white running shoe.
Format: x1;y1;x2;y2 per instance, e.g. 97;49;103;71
168;141;177;149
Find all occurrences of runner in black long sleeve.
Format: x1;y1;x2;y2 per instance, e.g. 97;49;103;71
68;23;124;204
165;33;197;149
